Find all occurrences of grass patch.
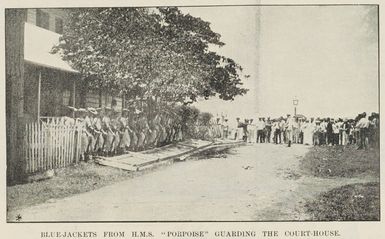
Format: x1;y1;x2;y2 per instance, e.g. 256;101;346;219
306;182;380;221
7;161;136;212
300;145;379;178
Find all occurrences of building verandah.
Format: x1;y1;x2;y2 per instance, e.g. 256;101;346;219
24;21;122;122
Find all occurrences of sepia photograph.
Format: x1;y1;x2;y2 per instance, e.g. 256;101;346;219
5;4;380;223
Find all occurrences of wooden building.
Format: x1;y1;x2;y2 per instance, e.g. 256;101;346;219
24;8;122;122
7;8;126;182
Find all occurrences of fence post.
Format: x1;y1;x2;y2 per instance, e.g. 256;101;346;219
75;124;80;164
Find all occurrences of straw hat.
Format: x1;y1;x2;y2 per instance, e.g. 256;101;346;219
67;106;77;111
75;108;87;117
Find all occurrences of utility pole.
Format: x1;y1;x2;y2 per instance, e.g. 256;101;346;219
293;96;299;116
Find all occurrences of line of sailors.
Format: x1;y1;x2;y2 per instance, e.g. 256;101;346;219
65;107;185;160
222;112;379;149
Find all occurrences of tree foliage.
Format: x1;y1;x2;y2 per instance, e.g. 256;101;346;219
52;7;249;105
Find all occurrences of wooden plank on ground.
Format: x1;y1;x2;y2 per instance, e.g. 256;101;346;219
95;159;138;171
95;140;243;171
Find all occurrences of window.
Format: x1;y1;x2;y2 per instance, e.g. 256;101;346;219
36;9;49;30
55;17;63;34
62;89;71;106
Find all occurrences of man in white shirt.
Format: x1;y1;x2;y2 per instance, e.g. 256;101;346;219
320;119;327;145
256;118;265;143
286;114;295;147
336;119;344;145
356;113;369;149
222;119;229;139
248;119;256;143
332;119;339;145
279;117;286;144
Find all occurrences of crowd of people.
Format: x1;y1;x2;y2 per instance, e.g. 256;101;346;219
221;112;379;150
54;107;379;160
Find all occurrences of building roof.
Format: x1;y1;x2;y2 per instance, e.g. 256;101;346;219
24;22;78;73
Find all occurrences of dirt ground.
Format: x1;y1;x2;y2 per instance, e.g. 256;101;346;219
7;144;378;222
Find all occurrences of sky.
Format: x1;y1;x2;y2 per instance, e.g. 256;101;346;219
181;6;260;120
181;5;378;120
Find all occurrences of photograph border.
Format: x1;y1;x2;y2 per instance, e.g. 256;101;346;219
5;3;381;224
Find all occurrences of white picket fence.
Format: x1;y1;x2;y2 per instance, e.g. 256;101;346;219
23;118;83;174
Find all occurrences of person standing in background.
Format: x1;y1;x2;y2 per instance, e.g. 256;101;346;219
356;113;370;150
338;118;346;145
369;113;379;149
313;119;321;146
319;119;327;145
244;119;250;142
302;119;314;145
261;118;266;143
248;119;256;143
286;114;294;147
332;119;339;146
235;117;242;140
272;119;281;144
265;118;272;143
326;118;333;146
222;118;229;139
280;117;286;144
256;118;262;143
292;118;299;144
345;119;353;145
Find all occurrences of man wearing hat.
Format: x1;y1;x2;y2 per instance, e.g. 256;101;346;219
95;107;107;154
285;114;294;147
337;118;346;145
234;117;241;140
265;118;272;143
256;118;265;143
279;117;285;144
222;118;229;140
356;112;370;149
242;119;249;142
83;107;98;158
102;107;116;155
313;119;321;146
75;108;90;161
369;112;379;149
331;118;339;146
302;119;312;145
247;119;256;143
272;119;280;144
110;107;123;155
317;119;324;145
117;109;131;153
133;111;146;150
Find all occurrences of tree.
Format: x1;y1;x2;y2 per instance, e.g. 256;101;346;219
156;7;249;102
52;7;249;107
198;112;213;126
175;105;200;138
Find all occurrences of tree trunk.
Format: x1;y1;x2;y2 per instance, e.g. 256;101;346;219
6;9;27;184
